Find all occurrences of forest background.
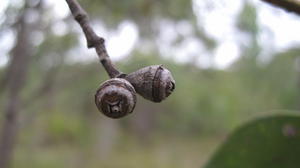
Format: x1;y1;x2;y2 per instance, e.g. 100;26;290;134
1;0;300;167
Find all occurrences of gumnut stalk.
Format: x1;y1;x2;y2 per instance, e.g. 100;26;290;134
95;78;137;118
125;65;175;102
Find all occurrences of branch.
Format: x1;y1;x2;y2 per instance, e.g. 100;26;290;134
262;0;300;16
65;0;121;78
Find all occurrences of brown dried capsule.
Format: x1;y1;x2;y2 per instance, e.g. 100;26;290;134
95;78;136;118
125;65;175;102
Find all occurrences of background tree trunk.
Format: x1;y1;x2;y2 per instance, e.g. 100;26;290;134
0;1;42;167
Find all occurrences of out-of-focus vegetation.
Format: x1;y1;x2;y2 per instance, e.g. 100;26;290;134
0;0;300;167
205;115;300;168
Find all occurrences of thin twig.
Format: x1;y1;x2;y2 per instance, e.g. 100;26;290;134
262;0;300;16
65;0;121;78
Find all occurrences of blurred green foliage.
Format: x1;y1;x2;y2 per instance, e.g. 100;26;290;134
82;0;192;26
205;115;300;168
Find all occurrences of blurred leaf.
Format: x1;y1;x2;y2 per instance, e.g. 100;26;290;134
205;114;300;168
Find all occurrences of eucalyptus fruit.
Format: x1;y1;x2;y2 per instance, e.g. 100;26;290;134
66;0;175;119
95;78;137;118
94;65;175;118
125;65;175;102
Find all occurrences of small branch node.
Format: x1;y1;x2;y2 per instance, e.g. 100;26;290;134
65;0;121;78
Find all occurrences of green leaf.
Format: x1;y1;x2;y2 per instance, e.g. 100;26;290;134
205;114;300;168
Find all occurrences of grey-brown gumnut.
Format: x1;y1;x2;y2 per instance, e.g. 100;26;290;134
125;65;175;102
95;78;137;119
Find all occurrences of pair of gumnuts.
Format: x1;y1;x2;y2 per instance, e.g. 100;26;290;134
95;65;175;119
